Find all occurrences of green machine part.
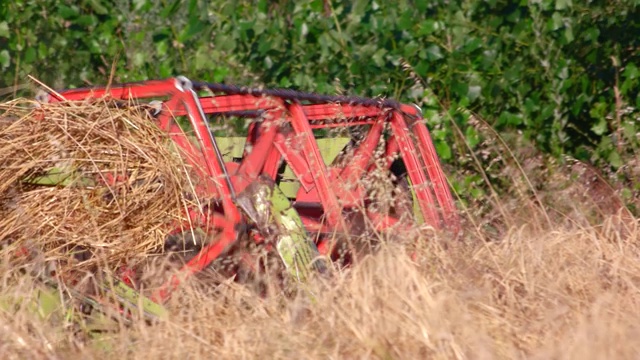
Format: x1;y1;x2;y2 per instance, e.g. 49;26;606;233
268;179;327;280
0;275;167;334
0;277;167;356
236;175;326;282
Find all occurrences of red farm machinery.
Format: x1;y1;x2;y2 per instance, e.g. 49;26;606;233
30;76;460;318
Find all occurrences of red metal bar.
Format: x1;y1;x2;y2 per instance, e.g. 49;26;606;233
308;120;375;129
288;102;346;231
411;119;460;231
156;96;219;196
399;104;421;117
152;225;237;302
178;83;239;217
366;210;400;232
195;95;386;121
302;103;385;121
152;78;244;300
262;146;282;180
167;209;228;235
58;79;178;101
298;216;331;234
337;117;384;184
198;94;279;114
274;132;316;191
235;109;283;184
390;111;441;229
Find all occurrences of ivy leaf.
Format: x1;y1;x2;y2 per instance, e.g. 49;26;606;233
623;63;638;80
498;111;523;126
549;12;564;31
563;25;574;43
418;20;438;35
57;5;79;20
425;44;443;60
591;118;608;136
372;48;387;67
88;0;109;15
0;22;9;38
608;150;622;169
468;85;482;102
180;19;206;43
435;141;452;160
0;50;10;69
310;0;323;12
132;52;145;67
555;0;573;10
465;126;480;148
451;80;468;98
24;47;36;63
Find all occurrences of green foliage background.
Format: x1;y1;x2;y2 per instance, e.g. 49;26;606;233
1;0;639;196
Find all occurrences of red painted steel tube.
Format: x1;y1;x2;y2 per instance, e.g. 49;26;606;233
152;78;243;300
196;95;387;121
337;117;384;184
399;104;421;117
411;119;460;231
366;210;400;232
262;146;282;180
389;111;441;229
58;79;178;101
166;209;228;234
156;96;220;196
288;102;346;231
178;82;239;217
274;132;317;192
236;109;283;183
197;94;278;114
152;225;237;302
298;216;332;234
384;135;400;169
308;120;375;129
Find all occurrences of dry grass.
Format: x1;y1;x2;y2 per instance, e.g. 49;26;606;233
0;100;639;359
0;99;198;275
1;215;638;359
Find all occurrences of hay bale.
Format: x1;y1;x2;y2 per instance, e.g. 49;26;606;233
0;99;199;274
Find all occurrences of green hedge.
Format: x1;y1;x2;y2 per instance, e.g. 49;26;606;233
1;0;638;172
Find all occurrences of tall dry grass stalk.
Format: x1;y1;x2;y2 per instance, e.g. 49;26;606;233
0;98;638;359
0;214;638;359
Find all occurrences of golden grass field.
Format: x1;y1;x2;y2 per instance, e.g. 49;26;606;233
1;100;639;359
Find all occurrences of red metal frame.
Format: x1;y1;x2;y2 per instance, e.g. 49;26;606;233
42;76;460;302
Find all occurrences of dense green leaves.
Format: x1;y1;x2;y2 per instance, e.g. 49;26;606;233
0;0;638;173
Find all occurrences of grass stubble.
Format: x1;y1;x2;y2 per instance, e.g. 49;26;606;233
0;99;639;360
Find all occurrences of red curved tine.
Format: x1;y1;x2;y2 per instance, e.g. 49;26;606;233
151;224;237;302
57;78;180;101
288;102;348;233
156;95;221;197
234;108;285;187
336;118;384;191
389;111;441;230
151;79;244;302
411;119;461;232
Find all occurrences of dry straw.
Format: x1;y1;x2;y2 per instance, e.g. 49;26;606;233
0;98;199;275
